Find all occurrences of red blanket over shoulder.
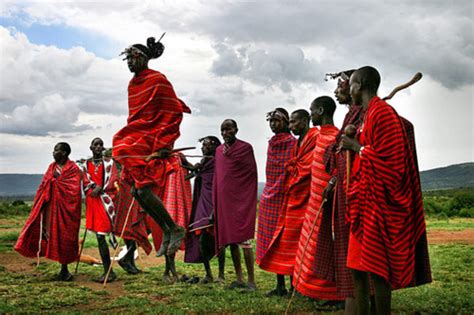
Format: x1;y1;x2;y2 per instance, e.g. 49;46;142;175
347;97;431;289
15;159;82;264
112;68;190;189
259;128;318;275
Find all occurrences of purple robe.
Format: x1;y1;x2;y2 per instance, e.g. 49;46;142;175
184;157;216;263
213;139;258;248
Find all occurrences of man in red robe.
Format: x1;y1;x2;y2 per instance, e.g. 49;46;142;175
293;96;340;300
256;108;297;296
82;137;120;282
113;37;191;257
259;110;318;292
15;142;82;281
213;119;258;291
341;66;431;314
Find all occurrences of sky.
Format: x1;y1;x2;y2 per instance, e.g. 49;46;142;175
0;0;472;180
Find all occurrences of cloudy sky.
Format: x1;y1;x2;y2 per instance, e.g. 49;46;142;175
0;1;472;179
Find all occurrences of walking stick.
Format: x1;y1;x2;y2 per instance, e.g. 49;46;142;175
285;198;328;315
383;72;422;101
344;125;357;194
74;228;88;274
103;198;135;287
36;213;43;267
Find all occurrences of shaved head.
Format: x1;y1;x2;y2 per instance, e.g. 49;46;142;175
353;66;381;94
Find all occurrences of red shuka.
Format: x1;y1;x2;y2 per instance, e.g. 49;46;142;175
82;158;119;234
293;125;340;300
15;159;82;265
347;97;431;289
259;128;318;275
112;68;191;190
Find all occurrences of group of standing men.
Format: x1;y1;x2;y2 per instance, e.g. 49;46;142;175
13;36;432;314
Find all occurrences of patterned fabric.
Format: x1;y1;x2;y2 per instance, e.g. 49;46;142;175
320;105;364;297
259;128;318;275
161;154;193;251
293;125;340;300
15;159;82;264
113;177;153;255
213;139;258;248
347;97;431;289
112;68;190;189
256;133;296;265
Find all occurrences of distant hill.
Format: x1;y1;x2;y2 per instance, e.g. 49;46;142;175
420;162;474;191
0;162;472;198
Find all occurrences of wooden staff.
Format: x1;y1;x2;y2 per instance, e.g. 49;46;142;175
74;228;88;274
286;198;327;315
36;213;43;267
344;125;357;194
383;72;423;101
103;199;135;287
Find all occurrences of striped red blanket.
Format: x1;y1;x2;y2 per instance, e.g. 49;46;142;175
347;97;431;289
293;125;340;300
112;68;190;190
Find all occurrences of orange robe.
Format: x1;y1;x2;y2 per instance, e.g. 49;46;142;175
293;125;341;300
259;128;318;275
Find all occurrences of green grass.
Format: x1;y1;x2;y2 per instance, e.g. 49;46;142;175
0;214;472;313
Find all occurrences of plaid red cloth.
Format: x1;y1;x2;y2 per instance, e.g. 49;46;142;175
112;68;190;189
161;154;193;251
320;105;364;297
113;177;153;255
256;133;296;265
347;97;431;289
15;159;82;264
259;128;318;275
293;125;340;300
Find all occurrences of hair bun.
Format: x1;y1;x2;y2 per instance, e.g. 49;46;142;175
147;37;164;59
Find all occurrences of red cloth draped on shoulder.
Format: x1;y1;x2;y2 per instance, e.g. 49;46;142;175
293;125;340;300
113;177;153;255
213;139;258;248
256;132;296;265
112;68;191;190
15;159;82;264
319;105;364;297
158;154;193;251
259;128;318;275
346;96;431;289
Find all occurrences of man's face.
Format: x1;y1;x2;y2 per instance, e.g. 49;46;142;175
334;80;351;105
126;49;148;73
309;103;323;127
289;113;307;136
90;138;104;157
221;121;238;144
53;144;67;163
201;139;218;156
269;117;287;134
349;72;362;105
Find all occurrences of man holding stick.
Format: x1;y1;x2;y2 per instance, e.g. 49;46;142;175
113;36;191;257
341;66;431;314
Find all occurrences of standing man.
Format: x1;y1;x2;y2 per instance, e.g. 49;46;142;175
259;110;318;294
185;136;226;284
256;108;296;296
82;137;120;282
213;119;258;291
15;143;82;281
293;96;340;300
113;36;191;256
342;66;431;314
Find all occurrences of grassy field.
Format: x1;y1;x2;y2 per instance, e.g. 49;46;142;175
0;213;472;314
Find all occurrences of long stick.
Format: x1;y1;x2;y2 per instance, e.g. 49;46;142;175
74;228;88;274
103;199;135;287
36;213;43;267
383;72;423;101
285;199;327;315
